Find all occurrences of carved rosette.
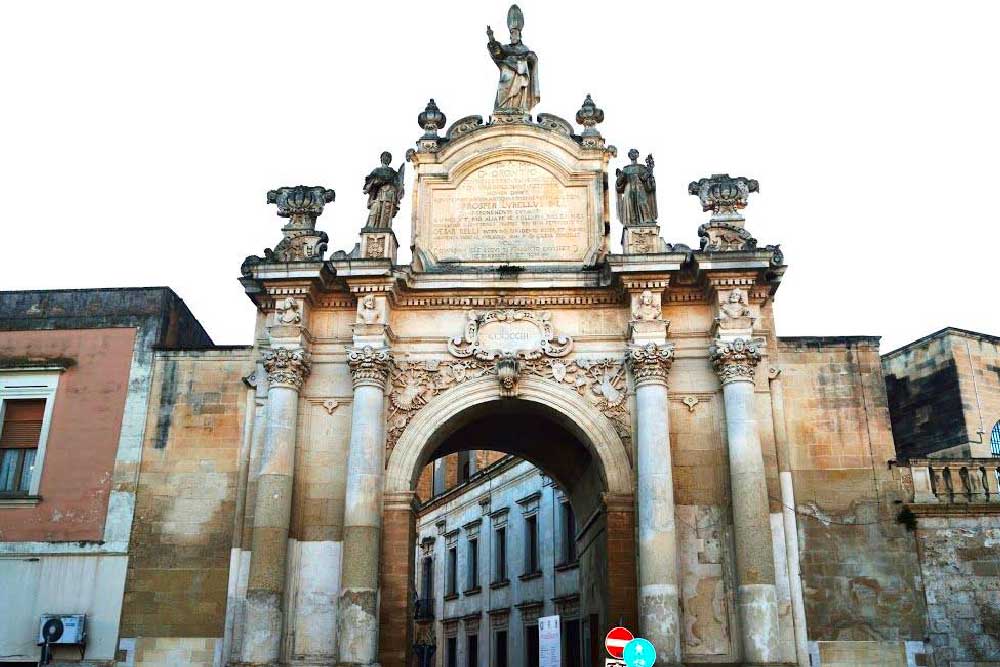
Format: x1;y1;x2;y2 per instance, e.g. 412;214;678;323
626;343;675;387
263;347;311;390
709;338;761;385
347;346;394;390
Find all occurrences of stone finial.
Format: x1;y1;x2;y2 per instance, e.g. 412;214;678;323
709;337;761;385
267;186;336;227
688;174;759;224
347;345;393;390
417;97;448;151
576;94;605;148
626;342;675;387
263;347;311;390
242;186;335;275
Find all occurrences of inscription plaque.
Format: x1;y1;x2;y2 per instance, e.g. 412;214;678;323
427;160;590;263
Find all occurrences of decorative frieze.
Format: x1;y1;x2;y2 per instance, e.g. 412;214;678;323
385;355;630;458
626;343;675;387
347;346;393;389
263;347;311;390
709;338;761;385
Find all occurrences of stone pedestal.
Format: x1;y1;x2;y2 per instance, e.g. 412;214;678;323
337;346;392;667
710;338;782;665
360;227;398;263
622;223;668;254
627;343;682;665
241;347;310;665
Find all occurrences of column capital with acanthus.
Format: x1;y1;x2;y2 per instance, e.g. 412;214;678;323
347;345;393;390
263;347;311;391
626;342;675;388
709;337;761;385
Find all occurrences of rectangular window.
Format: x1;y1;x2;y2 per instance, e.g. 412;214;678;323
494;526;507;582
467;537;479;590
495;630;508;667
446;636;457;667
561;502;577;564
447;546;458;596
467;633;478;667
526;624;540;667
0;398;45;495
525;514;539;574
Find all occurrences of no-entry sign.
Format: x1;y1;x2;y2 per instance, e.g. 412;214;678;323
605;626;634;659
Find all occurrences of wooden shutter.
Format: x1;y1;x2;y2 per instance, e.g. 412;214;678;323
0;398;45;449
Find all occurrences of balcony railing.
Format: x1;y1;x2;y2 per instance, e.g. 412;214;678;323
414;597;435;621
905;458;1000;504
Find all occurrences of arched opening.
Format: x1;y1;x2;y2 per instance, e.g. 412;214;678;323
380;377;636;667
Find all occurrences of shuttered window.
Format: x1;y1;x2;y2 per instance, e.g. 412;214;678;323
0;398;45;495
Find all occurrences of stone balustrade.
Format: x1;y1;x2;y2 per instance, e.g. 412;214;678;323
904;458;1000;504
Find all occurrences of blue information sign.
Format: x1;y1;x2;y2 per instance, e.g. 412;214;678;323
622;638;656;667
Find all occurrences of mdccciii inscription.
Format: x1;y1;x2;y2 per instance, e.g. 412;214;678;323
428;160;590;263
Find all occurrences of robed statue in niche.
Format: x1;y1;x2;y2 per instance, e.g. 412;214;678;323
616;149;658;225
487;5;540;113
363;151;405;230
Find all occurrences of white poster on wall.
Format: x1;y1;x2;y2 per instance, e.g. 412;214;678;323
539;614;561;667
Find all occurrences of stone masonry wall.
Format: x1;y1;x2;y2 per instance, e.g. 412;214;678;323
914;514;1000;665
118;348;250;667
777;337;928;650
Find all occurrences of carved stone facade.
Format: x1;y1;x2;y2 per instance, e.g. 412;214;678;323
39;7;992;667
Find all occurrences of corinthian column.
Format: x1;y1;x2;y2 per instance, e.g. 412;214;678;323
627;342;682;666
710;338;781;665
337;346;393;667
242;347;310;665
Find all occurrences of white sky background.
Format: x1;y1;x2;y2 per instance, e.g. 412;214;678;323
1;1;997;350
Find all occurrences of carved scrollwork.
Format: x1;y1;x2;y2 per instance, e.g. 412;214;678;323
447;309;573;360
263;347;311;390
709;338;761;385
446;115;485;140
535;113;574;137
698;222;757;252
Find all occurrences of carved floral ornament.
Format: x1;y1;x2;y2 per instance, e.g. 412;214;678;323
347;346;393;389
385;356;630;459
263;347;311;390
708;337;762;385
625;343;675;386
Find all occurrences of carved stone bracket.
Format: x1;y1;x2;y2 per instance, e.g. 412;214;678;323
626;343;675;387
263;347;311;391
347;346;393;390
709;338;761;385
497;355;520;398
385;355;630;460
448;309;573;360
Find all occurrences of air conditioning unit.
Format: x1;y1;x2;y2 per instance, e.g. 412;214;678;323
37;614;86;645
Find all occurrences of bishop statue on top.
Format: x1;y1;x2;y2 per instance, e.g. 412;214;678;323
487;5;540;114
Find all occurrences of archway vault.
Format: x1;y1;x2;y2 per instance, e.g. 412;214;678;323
384;374;635;496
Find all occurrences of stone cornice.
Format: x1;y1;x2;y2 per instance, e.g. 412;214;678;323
709;337;761;385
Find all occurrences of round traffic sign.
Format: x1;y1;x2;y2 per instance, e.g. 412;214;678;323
605;626;634;659
623;638;657;667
